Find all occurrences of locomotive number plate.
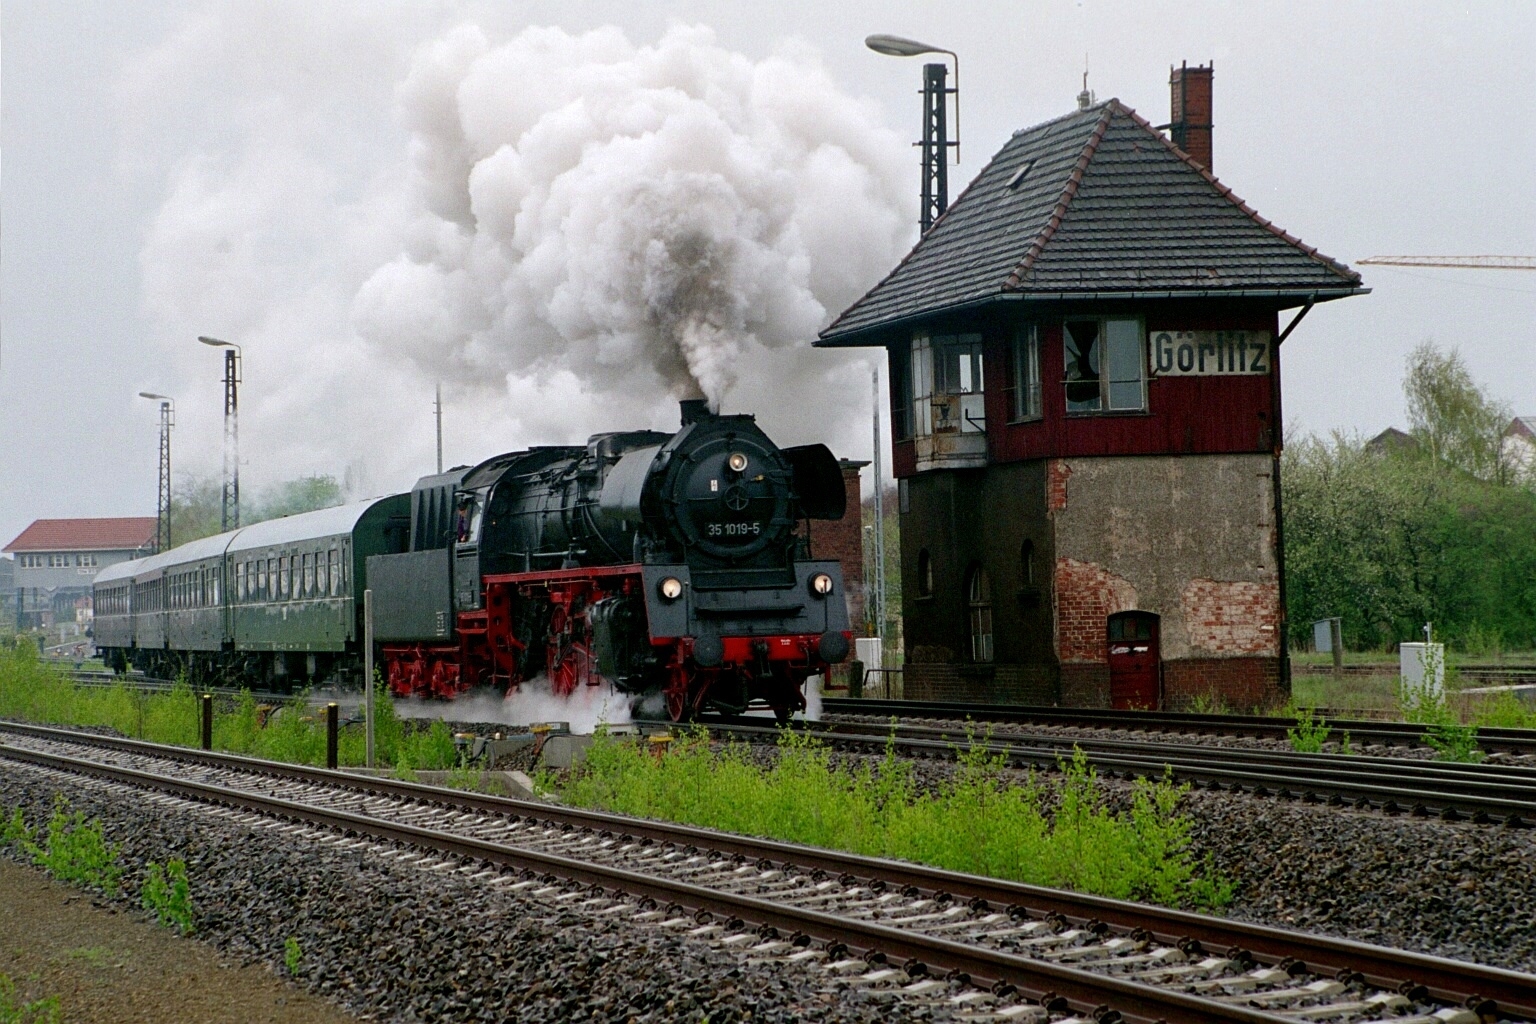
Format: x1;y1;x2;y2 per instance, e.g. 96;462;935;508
706;521;762;538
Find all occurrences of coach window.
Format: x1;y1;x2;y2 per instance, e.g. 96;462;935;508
279;556;290;600
967;566;994;663
1064;318;1145;414
1006;325;1042;421
302;553;314;597
328;549;340;596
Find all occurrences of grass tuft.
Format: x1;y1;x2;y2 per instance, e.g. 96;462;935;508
562;727;1230;909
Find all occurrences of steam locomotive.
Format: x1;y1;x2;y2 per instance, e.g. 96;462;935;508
93;401;851;720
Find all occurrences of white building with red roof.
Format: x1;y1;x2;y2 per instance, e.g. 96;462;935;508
4;517;156;629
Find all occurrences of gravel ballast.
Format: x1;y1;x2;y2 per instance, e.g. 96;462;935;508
0;764;946;1024
679;739;1536;975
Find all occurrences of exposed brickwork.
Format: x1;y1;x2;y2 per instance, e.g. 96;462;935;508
805;461;867;629
1058;663;1111;707
1163;657;1282;712
904;663;1057;705
1179;578;1281;657
1054;557;1138;663
1046;459;1072;514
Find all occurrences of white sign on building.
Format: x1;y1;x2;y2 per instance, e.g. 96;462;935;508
1151;330;1272;376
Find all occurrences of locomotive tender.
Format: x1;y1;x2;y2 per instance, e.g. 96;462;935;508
93;401;852;720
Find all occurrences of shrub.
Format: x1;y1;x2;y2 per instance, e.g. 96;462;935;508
142;859;195;934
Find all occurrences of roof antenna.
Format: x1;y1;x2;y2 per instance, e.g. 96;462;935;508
1077;55;1095;110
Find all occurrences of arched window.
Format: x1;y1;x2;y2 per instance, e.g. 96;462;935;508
1020;539;1035;587
968;566;993;662
917;549;933;597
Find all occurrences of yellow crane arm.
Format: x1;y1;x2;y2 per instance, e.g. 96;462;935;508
1359;255;1536;271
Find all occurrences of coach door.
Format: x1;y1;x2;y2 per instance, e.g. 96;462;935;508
1107;611;1160;710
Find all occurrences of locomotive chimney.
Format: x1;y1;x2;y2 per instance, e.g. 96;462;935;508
1169;61;1213;171
679;398;710;426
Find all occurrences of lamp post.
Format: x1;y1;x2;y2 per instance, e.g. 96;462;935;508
198;337;242;531
138;392;175;551
865;33;961;233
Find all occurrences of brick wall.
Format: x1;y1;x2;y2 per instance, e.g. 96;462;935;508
805;461;866;630
1054;557;1139;662
1059;663;1111;707
1180;578;1281;657
1163;657;1282;711
1047;459;1072;513
905;663;1057;704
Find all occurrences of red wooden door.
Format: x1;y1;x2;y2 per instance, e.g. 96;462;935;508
1107;612;1160;710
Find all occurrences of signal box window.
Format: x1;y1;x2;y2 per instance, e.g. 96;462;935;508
1006;326;1042;421
1064;319;1145;413
910;332;985;437
968;566;993;663
917;549;933;597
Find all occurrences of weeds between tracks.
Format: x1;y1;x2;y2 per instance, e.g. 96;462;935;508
0;641;461;772
559;727;1234;909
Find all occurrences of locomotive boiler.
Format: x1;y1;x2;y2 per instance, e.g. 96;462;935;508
369;400;852;720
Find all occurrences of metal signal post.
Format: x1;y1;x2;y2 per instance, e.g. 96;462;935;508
199;337;242;531
921;62;953;233
138;392;175;551
865;33;960;234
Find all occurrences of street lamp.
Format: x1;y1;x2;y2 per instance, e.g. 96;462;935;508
865;33;961;233
138;392;175;551
198;336;242;531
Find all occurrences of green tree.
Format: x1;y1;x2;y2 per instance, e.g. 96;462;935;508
163;472;347;545
1404;341;1514;484
169;474;225;544
254;475;344;520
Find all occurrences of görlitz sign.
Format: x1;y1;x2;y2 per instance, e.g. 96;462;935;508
1151;330;1271;376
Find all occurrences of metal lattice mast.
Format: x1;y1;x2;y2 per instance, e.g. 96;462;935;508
920;62;951;233
156;401;173;551
221;347;241;531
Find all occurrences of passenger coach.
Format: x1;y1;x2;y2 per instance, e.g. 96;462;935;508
93;495;408;688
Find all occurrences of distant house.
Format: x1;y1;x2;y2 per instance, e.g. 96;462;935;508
0;557;13;624
1505;416;1536;482
4;518;157;630
1365;427;1418;457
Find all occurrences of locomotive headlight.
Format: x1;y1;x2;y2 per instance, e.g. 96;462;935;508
809;573;834;597
727;452;748;473
658;577;684;601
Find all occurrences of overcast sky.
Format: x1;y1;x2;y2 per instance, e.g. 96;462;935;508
3;0;1534;552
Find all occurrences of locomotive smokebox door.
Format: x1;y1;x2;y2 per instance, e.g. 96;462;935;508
1106;611;1161;710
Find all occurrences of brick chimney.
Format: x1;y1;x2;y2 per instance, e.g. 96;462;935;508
1169;62;1213;171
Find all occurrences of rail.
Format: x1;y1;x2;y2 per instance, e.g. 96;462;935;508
3;720;1532;1022
824;697;1536;755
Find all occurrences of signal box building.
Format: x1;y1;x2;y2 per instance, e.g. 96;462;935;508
818;69;1365;709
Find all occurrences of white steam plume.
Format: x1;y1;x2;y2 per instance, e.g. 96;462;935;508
130;15;910;494
353;23;910;410
398;676;633;735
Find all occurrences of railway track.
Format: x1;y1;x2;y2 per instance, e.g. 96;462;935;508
1;720;1532;1023
823;698;1536;756
688;715;1536;826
